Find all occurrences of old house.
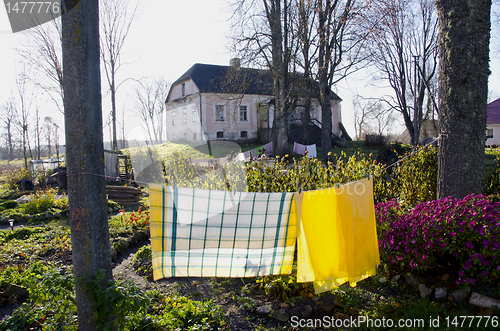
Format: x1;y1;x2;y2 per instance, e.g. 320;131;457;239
165;59;343;144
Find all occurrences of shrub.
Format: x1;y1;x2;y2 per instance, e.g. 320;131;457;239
21;190;56;215
389;145;438;208
5;167;31;191
376;143;412;166
145;291;226;330
0;200;18;211
246;151;386;195
0;264;77;330
377;195;500;285
132;245;152;277
485;156;500;196
365;134;387;147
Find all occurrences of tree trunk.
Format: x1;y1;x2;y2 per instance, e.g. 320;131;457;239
318;1;332;161
62;1;113;329
111;64;118;151
266;0;290;156
436;0;491;199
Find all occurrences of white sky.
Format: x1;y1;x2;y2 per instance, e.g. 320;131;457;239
0;1;499;145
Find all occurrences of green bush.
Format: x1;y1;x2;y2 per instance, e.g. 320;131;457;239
4;167;31;191
132;245;152;277
21;189;57;215
389;145;438;208
485;156;500;196
0;264;77;331
0;200;18;211
144;291;226;330
160;147;438;209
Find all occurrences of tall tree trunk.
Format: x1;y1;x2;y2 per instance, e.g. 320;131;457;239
111;68;117;151
266;0;290;156
7;122;13;161
318;0;332;161
436;0;491;198
62;0;113;329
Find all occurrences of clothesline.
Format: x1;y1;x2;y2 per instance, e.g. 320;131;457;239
68;137;440;190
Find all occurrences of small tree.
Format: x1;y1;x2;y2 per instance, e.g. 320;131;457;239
134;76;170;145
100;0;140;151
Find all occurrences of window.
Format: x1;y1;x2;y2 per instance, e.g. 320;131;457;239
171;111;176;126
310;106;316;120
239;105;248;122
183;108;187;124
240;131;248;138
193;133;197;140
192;107;197;122
487;128;494;139
215;105;225;121
182;83;185;97
217;131;224;139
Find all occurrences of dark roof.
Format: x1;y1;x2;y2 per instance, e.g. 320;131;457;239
167;63;342;102
487;98;500;125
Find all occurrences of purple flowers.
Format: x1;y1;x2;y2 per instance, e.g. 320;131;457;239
377;194;500;285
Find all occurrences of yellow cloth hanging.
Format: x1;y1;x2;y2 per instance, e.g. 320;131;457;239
296;177;380;293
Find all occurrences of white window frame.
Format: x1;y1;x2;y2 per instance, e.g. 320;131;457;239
216;130;224;139
240;130;248;138
215;104;225;122
239;105;249;122
183;108;187;124
487;128;494;139
171;111;176;126
192;106;197;122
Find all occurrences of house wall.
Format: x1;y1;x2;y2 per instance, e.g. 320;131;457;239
203;94;270;141
486;124;500;146
166;93;204;142
168;79;198;101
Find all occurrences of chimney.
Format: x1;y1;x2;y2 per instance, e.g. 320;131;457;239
230;58;241;68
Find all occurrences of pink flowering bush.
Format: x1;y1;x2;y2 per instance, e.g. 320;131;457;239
377;195;500;285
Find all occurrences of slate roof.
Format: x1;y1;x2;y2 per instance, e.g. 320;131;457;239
167;63;341;102
488;98;500;125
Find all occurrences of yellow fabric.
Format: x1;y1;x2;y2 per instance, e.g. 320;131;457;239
296;178;380;293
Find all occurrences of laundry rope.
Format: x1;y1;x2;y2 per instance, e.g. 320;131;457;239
66;136;442;190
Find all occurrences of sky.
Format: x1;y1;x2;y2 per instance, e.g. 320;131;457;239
0;1;499;146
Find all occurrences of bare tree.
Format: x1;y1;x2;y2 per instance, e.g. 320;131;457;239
44;116;53;158
15;66;34;169
229;0;298;155
34;106;41;159
100;0;140;151
353;95;379;140
369;0;438;146
1;97;18;161
134;76;170;145
353;95;395;138
17;16;64;113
